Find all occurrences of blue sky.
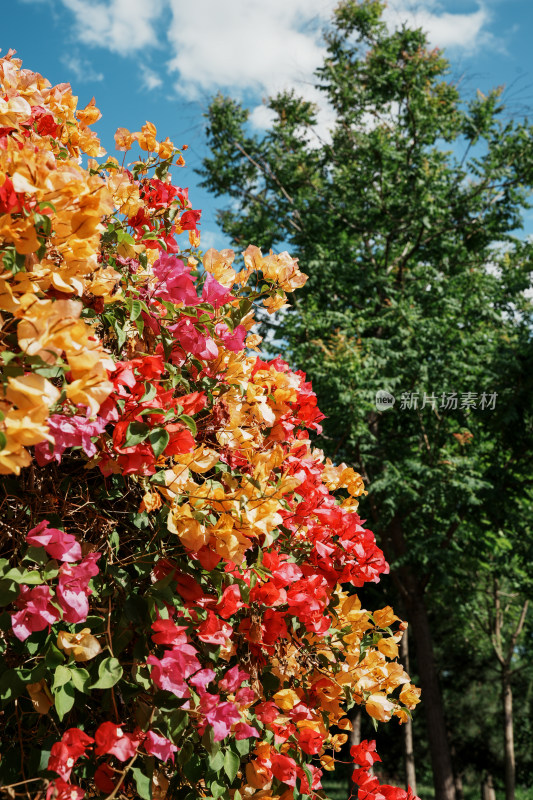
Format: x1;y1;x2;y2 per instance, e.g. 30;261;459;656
3;0;533;250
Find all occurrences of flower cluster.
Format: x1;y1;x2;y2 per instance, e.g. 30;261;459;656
0;52;419;800
12;520;100;639
351;741;418;800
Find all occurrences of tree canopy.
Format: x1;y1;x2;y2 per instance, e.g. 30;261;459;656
200;2;533;798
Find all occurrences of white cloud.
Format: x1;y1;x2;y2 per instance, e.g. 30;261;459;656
199;229;226;251
61;0;166;55
140;66;163;91
249;104;277;130
384;1;491;52
33;0;496;71
37;0;495;129
162;0;493;107
166;0;335;99
418;8;489;50
60;54;104;83
164;0;339;139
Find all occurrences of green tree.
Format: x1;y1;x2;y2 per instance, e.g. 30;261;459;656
199;2;533;798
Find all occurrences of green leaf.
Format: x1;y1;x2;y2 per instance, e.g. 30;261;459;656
54;682;75;721
3;568;43;585
223;750;240;782
43;560;59;580
109;529;120;553
112;626;134;656
33;364;63;379
45;642;65;668
0;351;17;365
235;739;250;757
209;780;227;800
167;709;189;741
140;383;158;404
131;765;153;800
24;637;42;656
183;754;204;783
178;741;194;766
150;470;168;485
260;670;279;693
70;667;90;694
148;428;170;457
130;299;143;321
131;512;150;530
301;764;313;790
133;665;152;692
209;750;224;772
23;547;49;566
117;230;135;246
0;580;18;606
123;421;151;448
52;665;71;691
89;657;123;689
0;668;25;705
179;414;197;436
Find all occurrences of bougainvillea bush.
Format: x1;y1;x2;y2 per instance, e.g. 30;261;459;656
0;52;420;800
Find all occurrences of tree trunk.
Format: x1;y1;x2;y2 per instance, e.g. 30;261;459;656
348;709;362;796
350;708;362;749
401;630;417;794
405;588;456;800
450;744;464;800
490;587;527;800
381;515;456;800
481;772;496;800
503;668;515;800
454;770;464;800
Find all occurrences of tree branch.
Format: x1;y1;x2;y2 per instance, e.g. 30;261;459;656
505;599;529;668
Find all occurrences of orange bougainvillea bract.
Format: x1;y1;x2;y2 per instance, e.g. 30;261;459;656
0;51;420;800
